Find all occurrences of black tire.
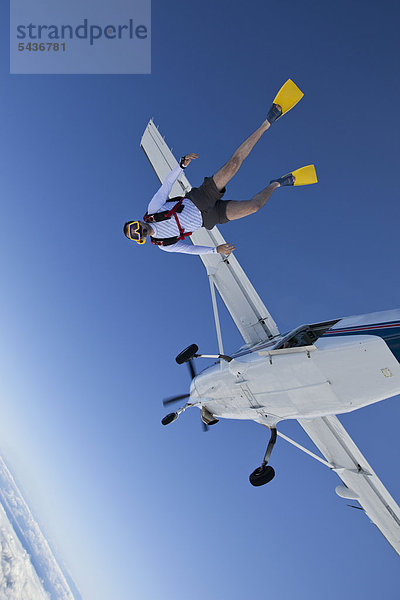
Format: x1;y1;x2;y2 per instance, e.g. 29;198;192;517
176;344;198;364
249;465;275;487
161;412;178;426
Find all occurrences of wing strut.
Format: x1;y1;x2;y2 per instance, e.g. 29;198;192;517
276;430;336;469
208;274;224;365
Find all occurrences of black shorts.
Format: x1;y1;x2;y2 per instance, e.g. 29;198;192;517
185;176;229;230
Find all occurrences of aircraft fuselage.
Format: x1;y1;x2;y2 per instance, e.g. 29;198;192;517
191;326;400;427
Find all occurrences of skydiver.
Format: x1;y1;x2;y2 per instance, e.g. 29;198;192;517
124;79;317;256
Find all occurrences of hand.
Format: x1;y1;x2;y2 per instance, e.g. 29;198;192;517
181;153;198;167
217;243;236;256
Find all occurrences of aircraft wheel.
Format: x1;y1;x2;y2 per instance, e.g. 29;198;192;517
249;465;275;487
162;412;178;426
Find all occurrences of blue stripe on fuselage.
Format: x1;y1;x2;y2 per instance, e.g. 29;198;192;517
232;321;400;363
323;321;400;363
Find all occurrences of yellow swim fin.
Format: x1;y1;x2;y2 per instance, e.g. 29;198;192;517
267;79;304;123
292;164;317;186
271;165;318;186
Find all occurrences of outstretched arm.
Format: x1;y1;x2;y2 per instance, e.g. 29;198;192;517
159;241;235;256
147;165;182;213
147;153;198;213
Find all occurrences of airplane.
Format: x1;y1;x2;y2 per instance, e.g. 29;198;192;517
140;119;400;556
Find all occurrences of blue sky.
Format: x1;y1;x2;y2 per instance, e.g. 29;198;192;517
1;0;400;598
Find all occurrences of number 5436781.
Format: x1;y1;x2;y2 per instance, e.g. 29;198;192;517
18;42;66;51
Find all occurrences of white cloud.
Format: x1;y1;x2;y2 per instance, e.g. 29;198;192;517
0;501;50;600
0;456;78;599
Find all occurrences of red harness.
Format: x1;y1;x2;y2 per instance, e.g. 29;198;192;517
144;198;193;246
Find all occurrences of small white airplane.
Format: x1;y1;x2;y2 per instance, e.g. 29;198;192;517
141;119;400;556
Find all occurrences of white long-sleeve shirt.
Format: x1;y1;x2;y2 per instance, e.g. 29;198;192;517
147;165;217;255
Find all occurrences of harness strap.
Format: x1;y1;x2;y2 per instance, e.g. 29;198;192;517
173;210;190;239
150;235;193;247
143;197;184;224
164;197;183;218
147;197;193;246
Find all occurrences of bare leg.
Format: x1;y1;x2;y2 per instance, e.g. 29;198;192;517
225;182;280;221
213;120;270;192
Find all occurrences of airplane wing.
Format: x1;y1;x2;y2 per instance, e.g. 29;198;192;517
140;119;279;345
298;415;400;556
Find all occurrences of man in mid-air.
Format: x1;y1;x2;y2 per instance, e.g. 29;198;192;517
124;79;317;256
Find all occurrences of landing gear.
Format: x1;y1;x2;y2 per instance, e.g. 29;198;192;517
249;427;277;487
201;406;219;427
161;412;178;426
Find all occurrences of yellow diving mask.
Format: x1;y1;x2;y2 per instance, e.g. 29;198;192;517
126;221;147;245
